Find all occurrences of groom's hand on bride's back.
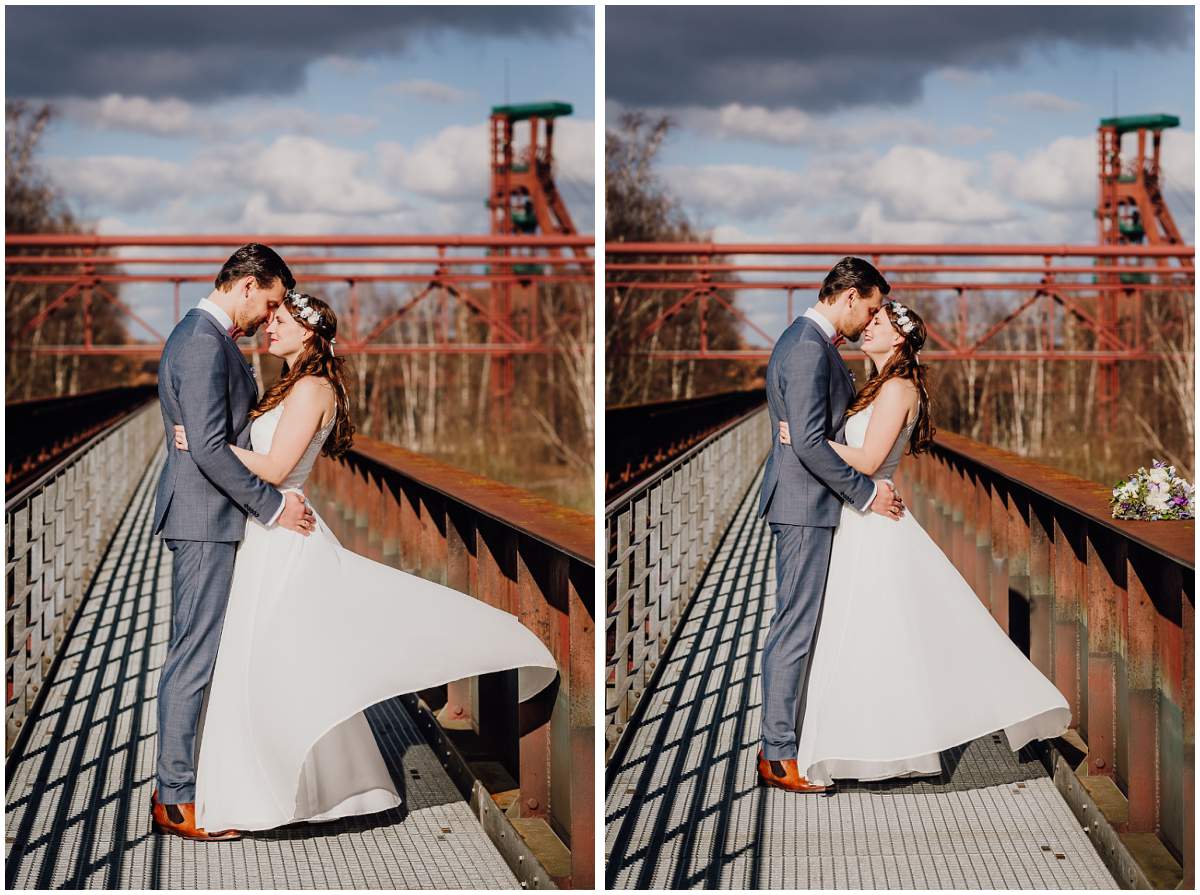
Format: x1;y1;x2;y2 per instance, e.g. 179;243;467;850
277;490;316;536
869;480;906;521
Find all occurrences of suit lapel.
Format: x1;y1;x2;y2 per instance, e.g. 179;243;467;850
799;316;855;391
191;309;257;392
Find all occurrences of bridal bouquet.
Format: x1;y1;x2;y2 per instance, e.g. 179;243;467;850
1110;460;1195;521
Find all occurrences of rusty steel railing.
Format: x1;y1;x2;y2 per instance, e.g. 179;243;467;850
605;405;770;759
5;400;161;751
894;432;1194;885
305;437;594;889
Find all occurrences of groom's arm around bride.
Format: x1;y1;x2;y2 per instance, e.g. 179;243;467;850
779;339;902;520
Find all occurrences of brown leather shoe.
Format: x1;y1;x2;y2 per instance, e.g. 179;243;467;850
757;751;832;793
151;788;243;841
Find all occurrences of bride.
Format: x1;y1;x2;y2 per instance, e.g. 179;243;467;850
779;300;1070;786
172;291;557;832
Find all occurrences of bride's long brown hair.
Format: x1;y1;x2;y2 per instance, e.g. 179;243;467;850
845;300;935;456
249;292;355;459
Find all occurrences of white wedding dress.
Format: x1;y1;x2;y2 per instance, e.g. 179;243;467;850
193;400;558;831
794;401;1071;786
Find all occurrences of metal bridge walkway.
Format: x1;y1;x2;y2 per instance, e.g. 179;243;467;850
5;451;520;890
604;465;1117;890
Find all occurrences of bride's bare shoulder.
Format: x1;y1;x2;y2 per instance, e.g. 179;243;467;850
286;375;335;411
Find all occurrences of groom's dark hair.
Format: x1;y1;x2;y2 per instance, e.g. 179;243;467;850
215;243;296;292
817;256;890;304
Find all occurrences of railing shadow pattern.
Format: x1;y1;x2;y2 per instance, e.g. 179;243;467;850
5;451;521;890
605;465;1116;890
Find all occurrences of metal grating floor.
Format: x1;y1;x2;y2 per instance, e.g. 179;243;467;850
6;450;519;890
605;465;1117;890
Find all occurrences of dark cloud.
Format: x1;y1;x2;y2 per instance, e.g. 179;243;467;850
607;6;1193;112
7;6;590;101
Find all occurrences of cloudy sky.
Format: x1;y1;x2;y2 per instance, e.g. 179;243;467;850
607;5;1195;247
8;6;595;238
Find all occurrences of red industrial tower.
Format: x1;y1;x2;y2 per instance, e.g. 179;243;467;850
1095;113;1190;425
486;102;584;416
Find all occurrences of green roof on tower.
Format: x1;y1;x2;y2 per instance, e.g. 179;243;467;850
1099;114;1180;134
491;102;573;121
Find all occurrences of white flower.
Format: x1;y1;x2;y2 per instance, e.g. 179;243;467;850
1149;466;1169;484
1147;490;1172;512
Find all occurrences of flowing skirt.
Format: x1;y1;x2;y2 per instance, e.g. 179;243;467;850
193;502;557;831
794;495;1070;787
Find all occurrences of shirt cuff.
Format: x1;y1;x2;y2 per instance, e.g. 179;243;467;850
857;480;878;512
265;493;286;527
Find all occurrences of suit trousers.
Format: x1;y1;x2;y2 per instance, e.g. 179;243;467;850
760;522;835;761
155;539;237;804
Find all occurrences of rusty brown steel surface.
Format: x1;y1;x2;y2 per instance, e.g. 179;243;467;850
7;234;595;369
930;430;1194;570
7;233;594;248
345;434;592;565
904;429;1193;882
306;439;594;888
608;242;1195;258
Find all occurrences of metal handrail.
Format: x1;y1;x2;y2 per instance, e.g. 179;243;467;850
305;443;594;888
605;405;770;758
896;434;1194;877
6;394;158;509
5;402;161;751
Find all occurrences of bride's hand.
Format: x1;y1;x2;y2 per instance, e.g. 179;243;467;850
778;421;791;445
174;425;189;452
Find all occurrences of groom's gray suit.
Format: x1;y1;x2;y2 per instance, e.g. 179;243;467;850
152;306;283;804
758;312;877;761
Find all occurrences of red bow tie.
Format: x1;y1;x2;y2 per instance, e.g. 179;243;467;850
227;324;243;340
832;334;846;347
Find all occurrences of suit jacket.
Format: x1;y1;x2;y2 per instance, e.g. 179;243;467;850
152;309;282;541
758;316;876;526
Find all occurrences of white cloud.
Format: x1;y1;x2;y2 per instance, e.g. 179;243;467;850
59;92;379;139
989;135;1094;210
247;135;398;214
861;145;1013;224
677;103;820;145
1159;129;1195;194
380;118;594;201
63;94;198;136
47;155;190;211
663;163;815;219
384;79;471;103
1000;90;1084;114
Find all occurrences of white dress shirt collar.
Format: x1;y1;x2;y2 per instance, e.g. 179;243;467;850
197;297;235;335
802;305;837;343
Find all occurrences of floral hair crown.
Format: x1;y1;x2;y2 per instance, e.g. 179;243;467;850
287;290;337;354
888;301;916;335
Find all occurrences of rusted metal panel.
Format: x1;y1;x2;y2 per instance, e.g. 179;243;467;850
915;430;1192;872
1055;513;1088;735
1126;546;1161;833
567;562;595;889
933;431;1193;571
353;435;591;565
1084;526;1126;779
309;443;592;879
516;539;559;823
1028;499;1055;679
1182;577;1195;886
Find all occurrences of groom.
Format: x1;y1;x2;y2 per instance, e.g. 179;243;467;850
150;243;315;840
757;256;905;793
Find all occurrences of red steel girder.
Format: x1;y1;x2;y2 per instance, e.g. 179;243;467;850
7;233;595;359
607;243;1192;366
